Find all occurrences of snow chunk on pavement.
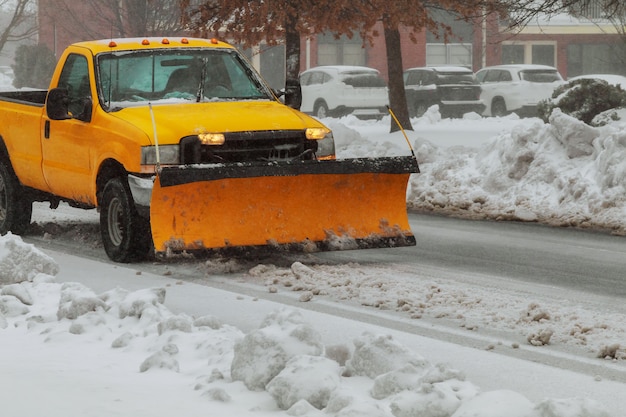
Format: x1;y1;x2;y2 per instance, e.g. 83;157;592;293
390;380;478;417
231;308;324;390
56;282;107;320
0;233;58;284
346;332;428;378
118;287;166;319
139;344;180;372
267;354;341;410
535;397;612;417
1;283;33;305
0;294;30;317
451;390;534;417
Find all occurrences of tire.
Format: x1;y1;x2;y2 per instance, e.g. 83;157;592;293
100;177;151;263
0;160;32;236
491;99;507;117
313;101;329;118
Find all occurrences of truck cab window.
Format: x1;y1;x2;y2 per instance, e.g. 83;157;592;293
97;49;272;109
58;54;92;118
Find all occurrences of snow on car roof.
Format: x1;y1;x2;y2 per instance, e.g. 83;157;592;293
302;65;380;75
479;64;559;71
406;66;473;73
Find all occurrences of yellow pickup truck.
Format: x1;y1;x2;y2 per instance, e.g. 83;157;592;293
0;37;418;262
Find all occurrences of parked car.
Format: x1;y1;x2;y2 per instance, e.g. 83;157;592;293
475;64;565;117
403;66;485;118
299;65;389;119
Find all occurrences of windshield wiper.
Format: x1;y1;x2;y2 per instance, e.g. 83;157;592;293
196;57;208;103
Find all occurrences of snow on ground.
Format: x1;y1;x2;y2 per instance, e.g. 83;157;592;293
0;233;618;417
2;105;626;416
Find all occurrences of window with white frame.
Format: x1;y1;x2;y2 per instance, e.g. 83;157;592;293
501;42;556;67
424;9;474;66
567;43;626;76
426;43;473;66
317;32;366;66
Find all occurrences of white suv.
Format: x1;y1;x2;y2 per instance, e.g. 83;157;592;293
299;66;389;119
475;64;565;117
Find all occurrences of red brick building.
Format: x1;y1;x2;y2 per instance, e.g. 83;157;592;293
37;3;625;87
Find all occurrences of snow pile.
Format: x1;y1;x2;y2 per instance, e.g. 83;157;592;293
327;107;626;235
0;72;14;90
0;234;615;416
387;109;626;234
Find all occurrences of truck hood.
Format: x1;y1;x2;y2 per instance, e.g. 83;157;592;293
111;100;325;146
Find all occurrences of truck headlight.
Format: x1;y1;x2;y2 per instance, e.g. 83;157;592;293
316;132;335;160
305;127;331;140
141;145;180;165
198;132;225;145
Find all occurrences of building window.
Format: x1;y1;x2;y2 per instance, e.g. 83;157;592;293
426;44;472;66
567;43;626;77
502;45;524;64
501;42;556;66
532;45;556;66
240;44;286;90
424;9;473;66
317;32;365;66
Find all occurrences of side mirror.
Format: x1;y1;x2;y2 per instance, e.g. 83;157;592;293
46;88;71;120
284;78;302;110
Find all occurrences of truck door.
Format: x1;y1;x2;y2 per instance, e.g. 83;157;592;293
42;53;96;205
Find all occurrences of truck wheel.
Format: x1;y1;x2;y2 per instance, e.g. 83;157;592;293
0;161;32;235
100;177;151;262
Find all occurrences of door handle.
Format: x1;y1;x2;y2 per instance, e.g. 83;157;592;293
44;120;50;139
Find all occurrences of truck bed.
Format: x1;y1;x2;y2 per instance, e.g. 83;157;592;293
0;90;47;106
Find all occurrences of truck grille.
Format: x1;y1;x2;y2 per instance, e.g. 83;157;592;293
180;130;317;164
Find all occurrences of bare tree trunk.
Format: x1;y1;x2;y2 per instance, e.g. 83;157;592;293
284;14;300;83
283;13;302;109
384;22;413;132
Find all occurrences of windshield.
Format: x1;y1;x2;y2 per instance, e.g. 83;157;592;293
96;48;272;110
436;72;477;85
340;72;387;88
519;70;562;83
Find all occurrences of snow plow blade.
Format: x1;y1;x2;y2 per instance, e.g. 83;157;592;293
150;156;419;255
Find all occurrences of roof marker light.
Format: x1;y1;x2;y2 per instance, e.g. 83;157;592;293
162;38;170;44
142;39;150;45
181;38;189;44
108;41;117;48
210;38;219;44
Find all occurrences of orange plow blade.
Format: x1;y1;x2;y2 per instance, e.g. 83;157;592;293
150;157;419;255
